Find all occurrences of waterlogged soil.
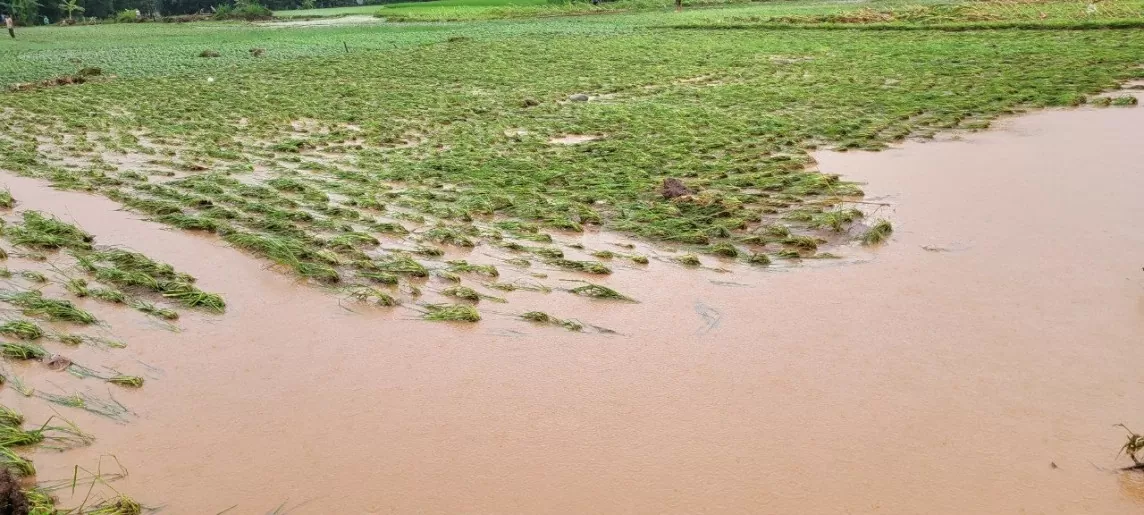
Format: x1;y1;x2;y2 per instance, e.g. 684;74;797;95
2;99;1143;512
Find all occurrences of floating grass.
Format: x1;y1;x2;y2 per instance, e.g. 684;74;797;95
520;311;583;331
675;254;701;267
0;406;23;427
344;285;399;307
0;190;14;209
159;281;225;312
0;448;33;477
5;211;93;250
17;271;46;283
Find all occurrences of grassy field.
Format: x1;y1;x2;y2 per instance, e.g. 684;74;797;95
2;0;1143;293
276;0;551;18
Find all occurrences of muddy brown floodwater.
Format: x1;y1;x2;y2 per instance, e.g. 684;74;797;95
3;96;1143;514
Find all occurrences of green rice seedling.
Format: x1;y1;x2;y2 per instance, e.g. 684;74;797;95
345;286;399;307
0;291;97;324
36;391;128;421
781;235;819;250
107;375;144;388
17;271;46;283
629;255;649;265
809;252;841;259
65;278;89;297
0;406;23;427
130;300;179;320
705;243;740;258
295;262;340;283
159;281;225;312
569;283;635;302
0;320;43;340
94;267;159;290
89;288;127;303
548;259;611;275
505;258;530;267
0;342;47;360
748;253;772;266
441;285;481;302
861;220;893;245
446;260;499;277
7;376;31;397
590;250;616;259
0;190;14;209
6;212;94;250
0;448;34;476
675;254;701;267
0;247;7;260
422;304;480;322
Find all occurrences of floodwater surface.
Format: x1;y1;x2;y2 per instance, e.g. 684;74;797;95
4;98;1143;513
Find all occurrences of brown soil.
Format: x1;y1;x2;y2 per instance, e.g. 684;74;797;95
1;96;1142;514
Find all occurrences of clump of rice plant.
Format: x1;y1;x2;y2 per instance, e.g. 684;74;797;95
411;245;444;257
781;235;819;250
1111;95;1138;106
359;271;399;285
441;285;481;301
326;232;380;250
87;494;143;515
0;342;47;360
344;286;398;307
705;243;739;258
0;405;24;427
526;246;564;259
17;271;46;283
590;250;615;259
521;311;583;331
107;375;145;388
629;255;649;264
90;287;127;303
423;226;475;247
159;281;225;312
675;254;701;267
0;291;97;324
775;249;801;259
435;270;462;283
861;220;893;245
446;260;499;277
6;211;94;250
0;320;43;340
747;253;772;266
569;283;635;302
422;303;480;322
0;448;34;476
1116;424;1144;467
810;208;863;231
65;278;89;297
375;255;428;277
548;259;611;275
0;189;14;209
130;300;178;320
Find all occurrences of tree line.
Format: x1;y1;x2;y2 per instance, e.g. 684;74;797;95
2;0;423;24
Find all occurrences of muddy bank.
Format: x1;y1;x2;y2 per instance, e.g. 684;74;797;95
3;98;1143;512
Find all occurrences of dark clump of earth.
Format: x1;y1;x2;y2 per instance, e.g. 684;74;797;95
661;178;694;199
0;469;29;515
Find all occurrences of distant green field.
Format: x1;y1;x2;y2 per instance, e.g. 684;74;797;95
275;0;551;17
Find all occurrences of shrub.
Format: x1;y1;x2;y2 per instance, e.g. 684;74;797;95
214;0;273;20
115;9;138;22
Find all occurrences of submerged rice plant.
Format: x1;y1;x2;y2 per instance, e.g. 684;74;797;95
422;303;481;322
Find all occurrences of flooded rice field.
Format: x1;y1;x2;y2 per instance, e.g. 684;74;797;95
1;96;1142;513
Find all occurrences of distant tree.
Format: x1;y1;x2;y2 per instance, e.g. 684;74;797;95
58;0;83;19
5;0;42;24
